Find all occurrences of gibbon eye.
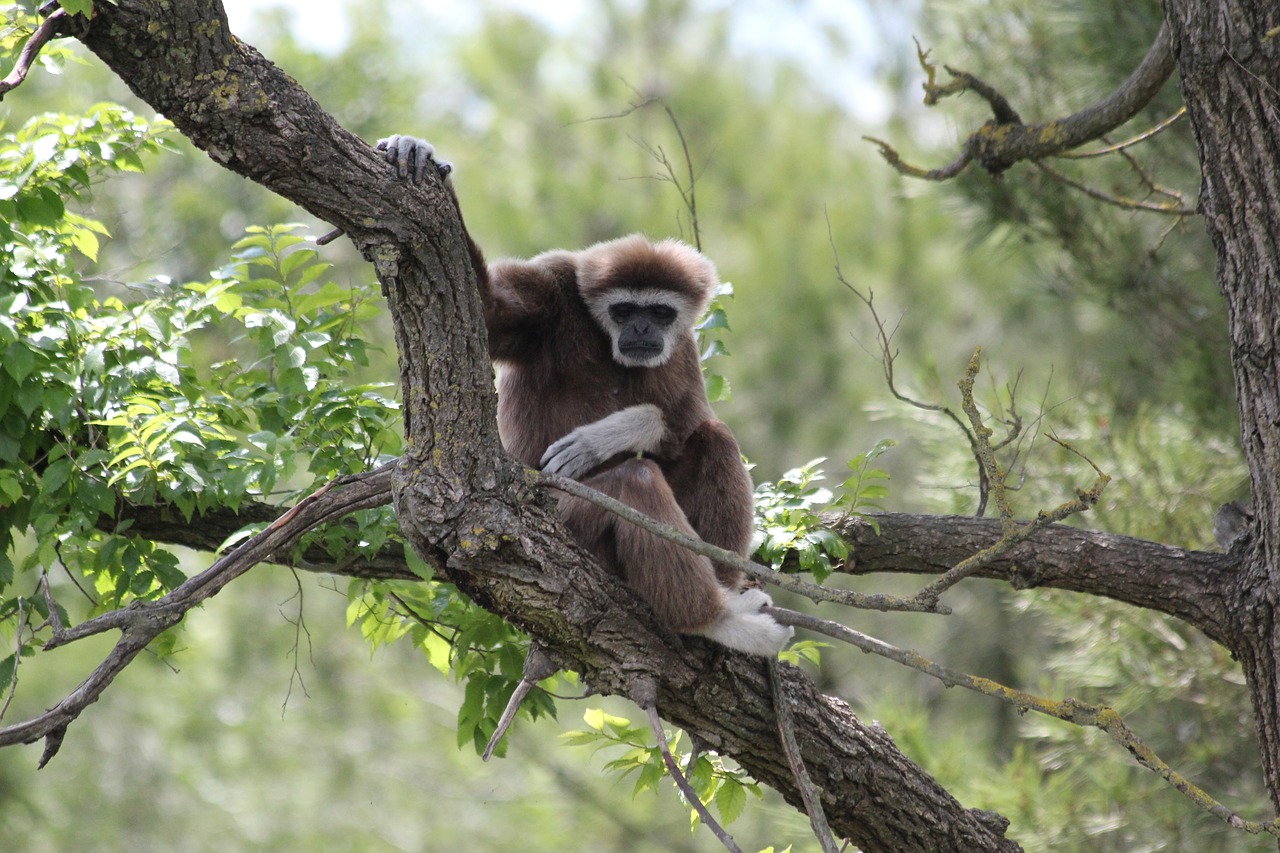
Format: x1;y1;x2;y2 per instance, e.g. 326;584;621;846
609;303;639;322
648;304;678;324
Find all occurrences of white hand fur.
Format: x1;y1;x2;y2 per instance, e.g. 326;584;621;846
541;404;665;480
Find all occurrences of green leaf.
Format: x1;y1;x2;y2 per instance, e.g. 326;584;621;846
16;186;65;226
632;760;664;797
40;458;73;494
3;343;36;383
560;730;604;747
0;471;23;505
715;778;747;825
59;0;95;17
697;308;730;331
583;708;632;735
0;654;15;693
705;373;730;403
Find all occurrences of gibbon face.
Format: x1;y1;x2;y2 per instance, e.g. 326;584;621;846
592;287;695;368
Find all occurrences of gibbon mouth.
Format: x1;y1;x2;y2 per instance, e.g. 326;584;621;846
620;344;663;359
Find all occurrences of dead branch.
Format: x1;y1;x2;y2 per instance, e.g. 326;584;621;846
1033;159;1197;215
906;352;1110;606
828;220;1002;511
639;690;746;853
769;659;840;853
1055;108;1186;159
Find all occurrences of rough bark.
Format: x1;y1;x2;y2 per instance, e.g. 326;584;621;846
1162;0;1280;814
71;2;1022;848
118;497;1238;644
823;513;1241;645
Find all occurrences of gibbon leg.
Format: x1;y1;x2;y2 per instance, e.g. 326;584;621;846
662;420;755;586
557;458;727;634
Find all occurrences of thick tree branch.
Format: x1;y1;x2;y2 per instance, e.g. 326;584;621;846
109;483;1239;649
823;512;1240;646
109;493;416;581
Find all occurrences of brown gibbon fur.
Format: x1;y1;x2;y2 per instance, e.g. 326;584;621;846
379;135;791;655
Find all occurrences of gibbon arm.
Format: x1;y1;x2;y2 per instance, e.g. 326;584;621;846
540;404;666;481
377;134;564;357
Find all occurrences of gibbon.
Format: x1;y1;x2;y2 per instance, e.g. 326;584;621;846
378;135;791;656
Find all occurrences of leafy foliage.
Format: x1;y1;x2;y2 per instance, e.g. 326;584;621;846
0;109;407;687
752;439;893;583
562;708;761;828
345;577;555;756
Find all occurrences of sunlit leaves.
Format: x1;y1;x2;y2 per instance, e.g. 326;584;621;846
344;578;549;756
0;110;416;691
562;709;761;826
752;439;893;583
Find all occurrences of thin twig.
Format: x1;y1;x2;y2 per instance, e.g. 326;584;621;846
958;347;1014;522
642;702;746;853
482;644;560;761
279;569;315;715
1055;108;1187;159
1033;160;1197;215
0;598;25;720
0;9;68;100
827;216;991;510
768;606;1280;839
769;660;839;853
862;136;973;181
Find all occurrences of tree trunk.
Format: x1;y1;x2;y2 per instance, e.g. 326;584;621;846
1163;0;1280;817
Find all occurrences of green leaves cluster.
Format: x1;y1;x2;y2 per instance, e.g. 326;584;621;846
562;708;760;828
752;439;894;583
0;108;406;690
345;577;554;756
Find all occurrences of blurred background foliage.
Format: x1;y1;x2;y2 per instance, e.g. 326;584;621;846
0;0;1261;850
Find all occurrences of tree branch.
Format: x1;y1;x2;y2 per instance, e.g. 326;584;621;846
874;22;1177;176
0;463;394;765
0;8;80;100
108;492;415;581
770;606;1280;839
820;512;1239;646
